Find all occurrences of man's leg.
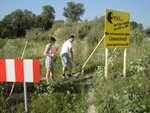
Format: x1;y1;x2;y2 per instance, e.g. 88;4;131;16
68;66;72;75
67;66;72;78
62;66;66;78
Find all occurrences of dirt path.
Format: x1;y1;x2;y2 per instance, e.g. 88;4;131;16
87;90;97;113
85;75;97;113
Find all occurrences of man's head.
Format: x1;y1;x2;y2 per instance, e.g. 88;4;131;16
69;35;75;43
49;37;56;45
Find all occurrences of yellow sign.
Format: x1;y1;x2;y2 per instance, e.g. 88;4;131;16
104;9;130;48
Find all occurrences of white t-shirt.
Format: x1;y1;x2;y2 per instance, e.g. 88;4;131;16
61;40;72;54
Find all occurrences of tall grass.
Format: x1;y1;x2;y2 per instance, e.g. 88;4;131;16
92;34;150;112
0;19;150;112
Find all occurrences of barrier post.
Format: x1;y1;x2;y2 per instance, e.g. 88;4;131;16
22;41;28;112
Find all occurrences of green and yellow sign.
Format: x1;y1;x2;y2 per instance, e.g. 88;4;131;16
105;9;130;48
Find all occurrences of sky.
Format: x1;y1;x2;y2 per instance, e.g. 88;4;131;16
0;0;150;29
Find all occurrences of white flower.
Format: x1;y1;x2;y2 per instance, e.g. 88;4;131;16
138;83;142;87
141;105;146;109
67;91;70;94
124;90;127;94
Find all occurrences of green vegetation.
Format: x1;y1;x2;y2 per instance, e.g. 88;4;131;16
0;1;85;39
92;36;150;113
0;16;150;113
63;1;85;22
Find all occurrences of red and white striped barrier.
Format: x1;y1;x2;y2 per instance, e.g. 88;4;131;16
0;59;40;82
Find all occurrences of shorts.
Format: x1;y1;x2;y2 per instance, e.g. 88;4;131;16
60;53;72;67
45;57;54;68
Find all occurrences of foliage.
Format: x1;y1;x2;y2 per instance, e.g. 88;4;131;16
0;5;55;39
0;16;150;113
63;1;85;22
93;72;150;113
0;79;87;113
34;15;44;29
50;21;64;35
1;2;149;40
138;23;144;30
144;27;150;35
30;82;86;113
40;5;55;30
1;9;36;38
130;21;144;30
92;49;149;113
92;34;150;113
130;21;138;29
92;15;105;29
78;23;91;40
130;29;146;46
0;38;7;49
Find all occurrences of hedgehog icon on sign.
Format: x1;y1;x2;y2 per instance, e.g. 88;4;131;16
107;12;113;24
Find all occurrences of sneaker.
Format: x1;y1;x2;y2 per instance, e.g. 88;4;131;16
67;74;74;80
62;74;66;79
67;74;72;78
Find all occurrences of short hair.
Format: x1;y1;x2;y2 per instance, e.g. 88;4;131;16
49;37;56;43
69;35;75;39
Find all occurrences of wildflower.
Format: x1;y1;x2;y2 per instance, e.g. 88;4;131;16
67;91;70;94
138;83;142;87
141;105;146;109
124;90;127;94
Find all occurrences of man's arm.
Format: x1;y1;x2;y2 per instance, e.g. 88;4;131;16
70;47;73;59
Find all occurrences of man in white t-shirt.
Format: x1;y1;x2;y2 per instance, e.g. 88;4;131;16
60;35;75;78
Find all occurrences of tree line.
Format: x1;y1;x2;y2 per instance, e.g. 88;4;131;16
0;1;149;39
0;2;85;39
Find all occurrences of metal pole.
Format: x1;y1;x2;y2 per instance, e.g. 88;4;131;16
24;82;28;112
6;41;29;101
21;41;28;112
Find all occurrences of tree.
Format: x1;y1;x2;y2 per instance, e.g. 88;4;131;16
35;15;44;29
95;16;105;29
63;1;85;22
144;27;150;35
1;9;36;38
8;9;28;38
1;14;14;38
40;5;55;30
130;21;138;29
0;22;2;38
23;9;36;30
138;23;143;30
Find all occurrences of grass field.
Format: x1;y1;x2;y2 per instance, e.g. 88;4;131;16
0;21;150;112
